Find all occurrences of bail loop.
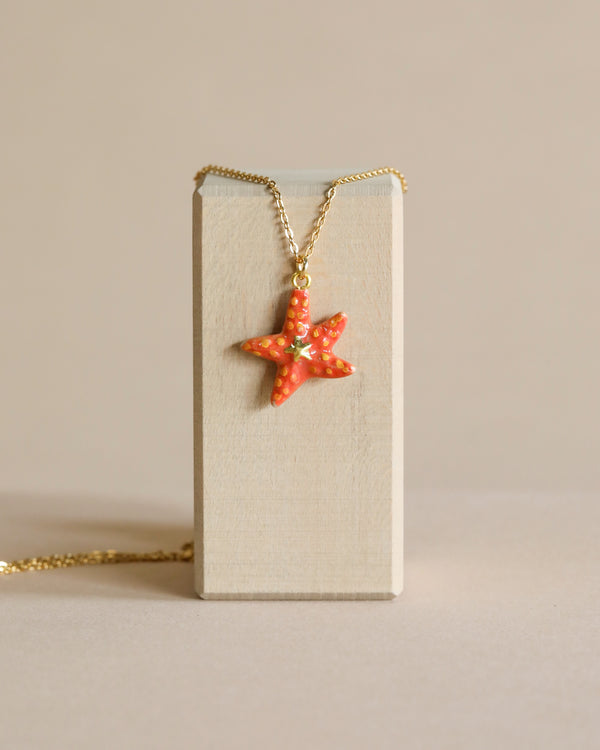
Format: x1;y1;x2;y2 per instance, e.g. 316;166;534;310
291;255;311;289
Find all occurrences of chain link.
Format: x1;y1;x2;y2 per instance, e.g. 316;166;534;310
0;542;193;576
194;165;407;271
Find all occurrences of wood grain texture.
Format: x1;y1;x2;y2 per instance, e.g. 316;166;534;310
193;170;403;599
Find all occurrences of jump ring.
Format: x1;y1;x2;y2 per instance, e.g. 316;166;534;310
291;271;312;289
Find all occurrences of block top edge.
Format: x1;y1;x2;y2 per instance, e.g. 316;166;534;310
196;169;404;197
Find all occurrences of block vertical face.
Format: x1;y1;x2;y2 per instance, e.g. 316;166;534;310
193;171;403;599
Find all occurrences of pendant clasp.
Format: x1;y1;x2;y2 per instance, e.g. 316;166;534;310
292;256;311;289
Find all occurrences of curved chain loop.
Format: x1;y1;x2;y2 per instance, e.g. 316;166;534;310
2;166;407;577
194;165;407;269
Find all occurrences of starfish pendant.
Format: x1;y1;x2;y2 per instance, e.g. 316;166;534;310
241;288;355;406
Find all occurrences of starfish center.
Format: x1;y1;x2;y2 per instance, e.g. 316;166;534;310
284;336;312;362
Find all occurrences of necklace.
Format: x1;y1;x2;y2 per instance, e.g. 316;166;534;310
195;165;407;406
0;165;407;577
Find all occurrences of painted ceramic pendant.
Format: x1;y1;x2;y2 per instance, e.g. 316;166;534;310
241;288;355;406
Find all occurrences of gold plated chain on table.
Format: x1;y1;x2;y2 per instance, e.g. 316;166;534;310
2;166;407;577
0;542;193;576
194;165;407;288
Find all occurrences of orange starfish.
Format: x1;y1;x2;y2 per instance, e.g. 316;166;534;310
241;288;355;406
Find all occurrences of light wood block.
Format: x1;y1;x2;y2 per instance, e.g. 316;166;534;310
193;169;403;599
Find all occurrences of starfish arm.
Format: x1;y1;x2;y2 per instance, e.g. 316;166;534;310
241;334;287;363
270;362;308;406
283;288;312;338
308;355;355;379
308;312;348;344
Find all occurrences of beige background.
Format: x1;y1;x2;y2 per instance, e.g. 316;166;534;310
1;1;599;748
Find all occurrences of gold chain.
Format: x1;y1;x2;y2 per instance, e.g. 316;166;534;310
194;165;407;275
0;542;193;576
2;166;406;577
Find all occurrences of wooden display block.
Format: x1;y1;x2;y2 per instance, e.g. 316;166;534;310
193;169;403;599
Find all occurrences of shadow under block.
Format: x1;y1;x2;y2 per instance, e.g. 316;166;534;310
193;170;403;599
